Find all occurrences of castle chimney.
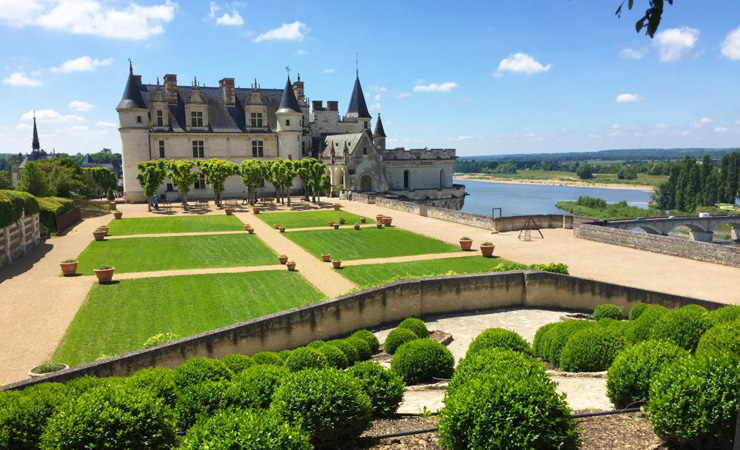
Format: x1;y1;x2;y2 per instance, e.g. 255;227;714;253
327;101;338;111
292;74;305;104
311;100;323;111
164;74;178;104
219;77;235;106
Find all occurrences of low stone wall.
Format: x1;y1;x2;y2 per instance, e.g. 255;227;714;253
574;223;740;268
0;213;40;266
56;207;82;233
492;214;573;233
3;270;724;391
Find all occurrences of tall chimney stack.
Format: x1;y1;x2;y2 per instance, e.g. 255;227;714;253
164;74;178;104
219;78;235;107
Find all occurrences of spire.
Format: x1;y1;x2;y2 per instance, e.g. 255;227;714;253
346;74;371;119
278;75;302;113
31;112;40;151
373;113;386;138
117;61;146;109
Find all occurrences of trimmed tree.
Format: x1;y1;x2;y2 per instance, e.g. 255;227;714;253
83;167;118;198
166;160;199;210
136;160;167;211
239;160;266;206
197;159;239;208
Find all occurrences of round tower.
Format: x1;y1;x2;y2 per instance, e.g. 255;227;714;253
116;61;150;203
275;75;303;161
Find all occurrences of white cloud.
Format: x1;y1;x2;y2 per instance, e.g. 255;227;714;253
396;92;410;99
371;102;381;110
721;27;740;60
321;68;334;74
19;109;85;124
95;121;117;128
3;71;42;87
413;82;458;92
209;2;243;26
620;47;648;59
616;93;643;103
451;135;471;141
372;86;388;93
296;48;307;55
69;100;93;111
254;21;307;42
691;117;712;128
653;27;700;62
496;53;552;75
654;123;670;130
715;127;729;133
51;56;112;73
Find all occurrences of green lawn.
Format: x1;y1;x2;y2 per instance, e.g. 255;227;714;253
255;210;373;229
340;256;521;287
106;215;244;236
76;234;277;274
53;271;325;366
284;227;459;261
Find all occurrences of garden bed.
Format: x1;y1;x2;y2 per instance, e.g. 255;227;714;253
255;209;372;228
105;215;245;235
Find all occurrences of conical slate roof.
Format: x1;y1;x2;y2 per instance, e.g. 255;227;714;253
347;76;371;119
278;76;302;113
373;113;386;138
32;114;40;150
117;62;146;109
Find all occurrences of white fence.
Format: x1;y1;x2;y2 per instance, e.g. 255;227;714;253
0;213;40;266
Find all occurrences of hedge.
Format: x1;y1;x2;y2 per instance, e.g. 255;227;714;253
624;304;668;343
391;338;454;384
650;305;708;352
449;348;544;396
285;347;328;372
628;302;651;321
696;321;740;359
559;326;626;372
251;352;284;366
465;328;533;359
317;344;349;369
222;364;289;410
535;320;595;367
36;197;75;232
326;339;360;364
705;305;740;329
172;358;233;390
0;383;68;450
0;190;39;229
347;361;405;417
219;353;253;375
174;380;228;430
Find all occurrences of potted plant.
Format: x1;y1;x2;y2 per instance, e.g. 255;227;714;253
376;222;384;229
244;224;252;231
459;236;473;251
28;362;68;378
354;222;361;230
98;225;110;236
286;261;297;271
253;207;261;214
375;214;384;222
339;217;345;224
60;259;78;276
279;227;286;233
93;228;106;241
332;259;342;269
225;208;234;215
94;265;115;284
321;253;331;262
382;217;393;227
333;223;340;229
274;223;281;229
113;211;123;220
480;241;495;258
328;220;335;227
333;203;341;211
279;255;289;264
247;227;255;234
360;217;367;223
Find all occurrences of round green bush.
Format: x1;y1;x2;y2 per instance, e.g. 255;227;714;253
533;322;558;359
606;340;689;409
449;348;544;396
270;368;372;443
628;302;651;321
128;367;176;407
40;385;176;450
593;304;624;321
384;328;419;354
650;305;708;352
391;338;454;384
439;357;579;450
352;329;380;353
220;353;253;374
649;353;740;449
65;376;123;396
696;320;740;359
705;305;740;329
307;340;325;349
142;332;180;348
0;383;68;450
326;339;360;363
172;358;233;390
345;336;373;361
537;320;595;367
317;344;349;369
251;351;284;366
465;328;533;359
347;361;405;417
182;409;312;450
559;326;626;372
174;381;228;430
397;317;429;338
222;364;289;410
278;349;292;361
285;347;328;372
596;317;629;335
624;304;668;343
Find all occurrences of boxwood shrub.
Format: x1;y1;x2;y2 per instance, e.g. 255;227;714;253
219;354;253;374
391;338;454;384
596;317;629;335
0;383;68;450
270;368;373;443
317;344;349;369
559;326;626;372
251;351;284;366
352;329;380;353
174;381;228;430
650;305;708;352
593;304;623;321
628;302;651;321
39;384;177;450
326;339;360;363
181;409;312;450
465;328;533;359
649;353;740;449
535;320;595;367
127;367;177;407
705;305;740;329
384;328;418;354
449;348;544;396
347;361;405;417
222;364;289;410
307;340;325;349
285;347;328;372
0;190;39;228
345;336;373;361
278;349;292;361
397;317;429;338
696;320;740;359
533;322;558;359
624;304;668;343
606;340;689;409
172;358;233;390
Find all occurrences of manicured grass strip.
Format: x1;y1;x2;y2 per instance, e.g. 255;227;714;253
76;234;277;274
339;256;521;287
53;271;325;366
255;210;372;228
106;215;244;236
284;227;459;261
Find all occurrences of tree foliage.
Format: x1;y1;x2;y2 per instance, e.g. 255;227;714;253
239;160;267;206
17;161;49;197
616;0;674;38
136;160;167;211
197;159;238;207
166;160;200;210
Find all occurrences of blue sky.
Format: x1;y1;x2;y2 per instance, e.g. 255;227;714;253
1;0;739;156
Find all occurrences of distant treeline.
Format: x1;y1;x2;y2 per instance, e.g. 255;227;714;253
454;159;673;178
458;147;739;163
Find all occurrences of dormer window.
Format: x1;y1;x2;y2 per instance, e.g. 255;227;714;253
156;110;164;127
191;111;203;127
250;113;263;128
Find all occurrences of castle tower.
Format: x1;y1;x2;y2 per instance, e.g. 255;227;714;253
373;113;386;151
116;61;149;202
346;74;371;130
31;113;40;156
276;75;303;161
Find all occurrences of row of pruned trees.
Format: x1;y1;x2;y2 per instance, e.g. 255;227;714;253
136;158;330;211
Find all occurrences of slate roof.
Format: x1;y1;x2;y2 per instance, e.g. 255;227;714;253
321;132;374;159
347;76;371;118
373;114;386;138
278;76;302;113
117;65;147;109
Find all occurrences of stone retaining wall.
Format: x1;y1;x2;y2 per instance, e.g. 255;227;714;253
574;223;740;268
3;270;724;391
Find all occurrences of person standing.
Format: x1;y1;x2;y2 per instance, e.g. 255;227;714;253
242;191;248;205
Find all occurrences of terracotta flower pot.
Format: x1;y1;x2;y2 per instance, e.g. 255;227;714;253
253;207;261;214
114;211;123;220
459;240;473;251
376;214;384;222
93;231;106;241
354;224;361;230
332;260;342;269
98;226;110;236
60;261;78;276
382;217;393;227
274;223;281;229
321;254;331;262
328;221;335;227
28;363;68;378
360;217;367;223
94;267;115;284
333;224;340;229
279;227;286;233
225;208;234;215
109;202;117;211
333;204;341;211
247;228;255;234
480;245;495;258
287;262;297;271
279;256;289;264
376;223;383;229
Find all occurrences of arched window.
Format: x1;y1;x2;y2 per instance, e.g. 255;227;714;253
403;170;410;189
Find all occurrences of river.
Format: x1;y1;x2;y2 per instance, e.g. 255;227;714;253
457;179;652;217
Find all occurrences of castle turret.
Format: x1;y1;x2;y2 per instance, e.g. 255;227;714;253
116;61;149;202
346;74;371;130
373;113;386;151
276;75;303;160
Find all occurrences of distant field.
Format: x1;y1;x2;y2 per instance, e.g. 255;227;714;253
53;271;324;366
255;210;372;229
458;170;666;187
107;215;244;236
284;227;459;261
76;233;277;274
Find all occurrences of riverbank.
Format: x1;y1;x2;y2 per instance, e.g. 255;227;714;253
454;174;655;192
